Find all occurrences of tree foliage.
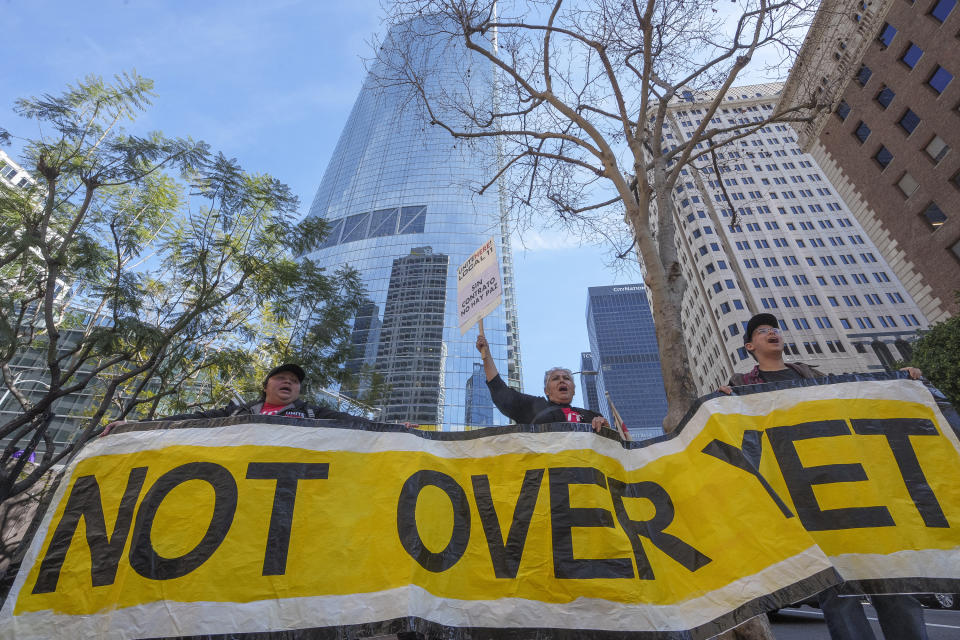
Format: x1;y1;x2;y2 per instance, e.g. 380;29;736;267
0;73;365;503
375;0;826;432
907;300;960;408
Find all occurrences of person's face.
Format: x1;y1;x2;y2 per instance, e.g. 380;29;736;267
746;325;784;359
545;370;575;404
264;371;301;406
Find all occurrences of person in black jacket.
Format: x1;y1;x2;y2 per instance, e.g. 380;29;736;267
475;334;613;433
103;363;371;434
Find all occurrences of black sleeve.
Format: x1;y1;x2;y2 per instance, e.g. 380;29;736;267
310;404;374;425
153;404;237;422
486;374;546;424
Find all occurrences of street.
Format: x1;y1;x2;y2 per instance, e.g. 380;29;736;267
769;604;960;639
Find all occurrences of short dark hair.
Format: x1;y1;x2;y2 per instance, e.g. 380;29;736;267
744;313;778;345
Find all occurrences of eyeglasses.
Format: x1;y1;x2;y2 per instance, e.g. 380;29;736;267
753;327;782;336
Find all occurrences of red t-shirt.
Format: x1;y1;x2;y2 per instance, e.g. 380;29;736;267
560;407;583;423
260;402;287;415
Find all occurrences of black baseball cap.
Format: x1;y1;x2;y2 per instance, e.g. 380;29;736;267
263;363;305;386
744;313;779;345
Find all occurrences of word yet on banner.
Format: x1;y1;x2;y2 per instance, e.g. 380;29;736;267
2;377;959;640
456;238;501;334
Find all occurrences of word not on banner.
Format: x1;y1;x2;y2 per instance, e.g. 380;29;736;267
457;237;501;334
2;377;959;640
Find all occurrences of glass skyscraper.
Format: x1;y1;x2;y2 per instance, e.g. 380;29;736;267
303;20;522;429
585;285;668;440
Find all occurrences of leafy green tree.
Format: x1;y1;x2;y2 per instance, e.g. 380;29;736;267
907;298;960;407
0;73;365;503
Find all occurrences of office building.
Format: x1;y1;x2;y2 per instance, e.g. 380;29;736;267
585;285;668;440
303;20;522;428
464;363;494;427
0;151;34;190
780;0;959;321
578;352;601;414
663;84;930;393
376;247;449;424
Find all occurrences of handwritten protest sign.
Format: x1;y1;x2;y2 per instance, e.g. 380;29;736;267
457;238;501;334
2;376;958;640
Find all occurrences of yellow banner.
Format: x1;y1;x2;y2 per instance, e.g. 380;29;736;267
1;378;958;639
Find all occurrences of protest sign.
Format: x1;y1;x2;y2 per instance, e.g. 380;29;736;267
457;238;501;334
2;376;958;640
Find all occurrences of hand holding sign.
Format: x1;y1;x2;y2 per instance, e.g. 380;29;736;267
457;238;502;335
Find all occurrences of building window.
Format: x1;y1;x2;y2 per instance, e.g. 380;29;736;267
925;135;950;163
878;22;897;46
898;109;921;133
875;86;896;108
930;0;956;23
928;65;953;94
854;121;871;142
874;146;894;168
856;65;872;86
836;100;851;120
921;201;947;228
897;172;919;197
900;43;923;69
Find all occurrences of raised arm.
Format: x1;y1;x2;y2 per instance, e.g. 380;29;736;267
476;334;499;382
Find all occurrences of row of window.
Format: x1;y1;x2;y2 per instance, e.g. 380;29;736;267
315;205;428;250
839;30;955;232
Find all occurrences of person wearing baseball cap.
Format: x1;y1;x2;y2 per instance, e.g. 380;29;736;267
103;362;373;433
718;313;927;639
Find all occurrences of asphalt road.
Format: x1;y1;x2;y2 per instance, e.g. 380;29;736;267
769;604;960;639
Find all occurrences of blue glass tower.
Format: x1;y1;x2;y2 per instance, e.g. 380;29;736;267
586;285;668;440
304;21;522;428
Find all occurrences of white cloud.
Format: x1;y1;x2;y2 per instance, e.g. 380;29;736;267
510;228;585;253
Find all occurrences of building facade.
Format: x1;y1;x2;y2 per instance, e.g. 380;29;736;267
780;0;959;322
578;352;601;414
303;21;522;429
585;285;668;440
663;84;930;393
464;363;494;427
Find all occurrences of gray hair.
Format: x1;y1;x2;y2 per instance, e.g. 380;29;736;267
543;367;575;388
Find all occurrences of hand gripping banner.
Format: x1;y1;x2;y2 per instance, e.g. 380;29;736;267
2;375;959;639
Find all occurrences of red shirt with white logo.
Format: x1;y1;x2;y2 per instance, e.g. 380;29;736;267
260;402;287;415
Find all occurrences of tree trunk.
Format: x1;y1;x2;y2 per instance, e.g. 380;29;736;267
629;203;699;432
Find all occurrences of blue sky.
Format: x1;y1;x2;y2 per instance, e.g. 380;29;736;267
1;0;643;405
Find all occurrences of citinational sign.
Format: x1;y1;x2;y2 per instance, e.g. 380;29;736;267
456;237;501;334
2;376;958;640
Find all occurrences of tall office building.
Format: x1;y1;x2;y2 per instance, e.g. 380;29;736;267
464;363;494;427
585;285;668;440
303;20;522;428
780;0;959;322
376;247;449;424
578;352;601;414
662;84;930;393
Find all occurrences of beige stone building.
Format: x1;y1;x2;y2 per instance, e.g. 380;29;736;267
658;84;929;393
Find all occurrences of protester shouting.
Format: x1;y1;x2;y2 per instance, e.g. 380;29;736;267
476;334;614;434
103;363;374;435
720;313;927;640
